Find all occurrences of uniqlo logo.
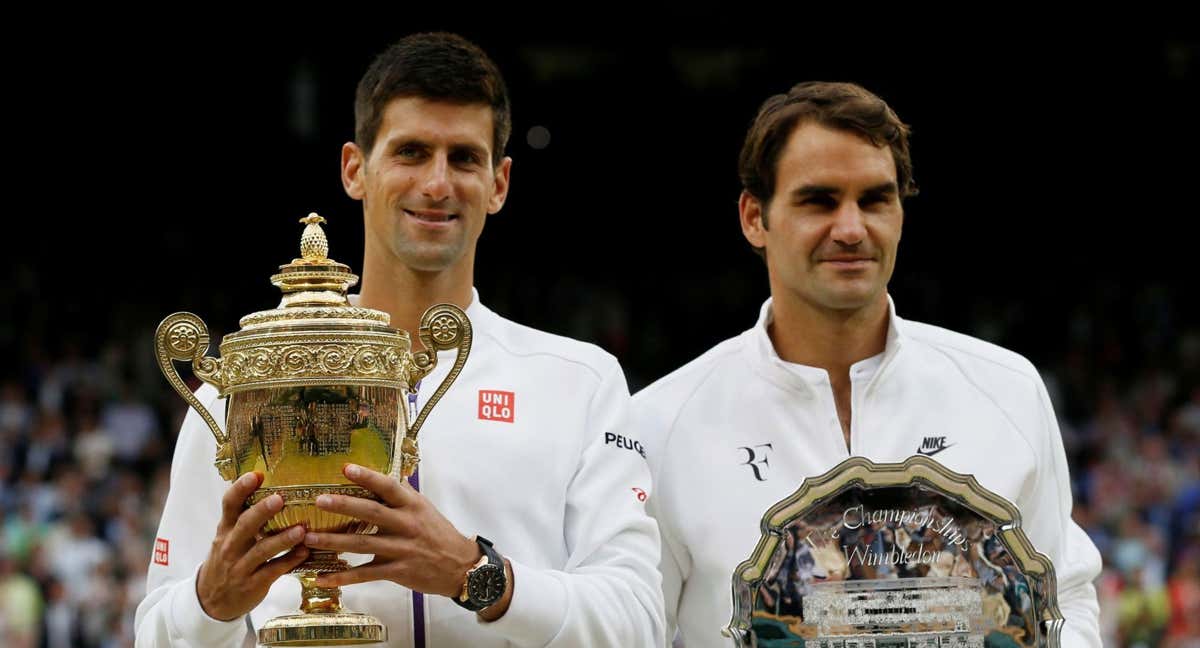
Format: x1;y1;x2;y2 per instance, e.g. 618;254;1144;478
153;538;170;565
478;390;514;423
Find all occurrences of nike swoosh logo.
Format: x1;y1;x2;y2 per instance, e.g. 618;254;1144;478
916;445;953;456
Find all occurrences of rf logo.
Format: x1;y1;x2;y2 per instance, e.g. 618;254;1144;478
738;443;774;481
631;487;647;502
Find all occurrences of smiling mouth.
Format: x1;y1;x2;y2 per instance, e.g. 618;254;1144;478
404;209;457;223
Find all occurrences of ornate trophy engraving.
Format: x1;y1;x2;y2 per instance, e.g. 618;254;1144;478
154;214;472;645
728;456;1063;647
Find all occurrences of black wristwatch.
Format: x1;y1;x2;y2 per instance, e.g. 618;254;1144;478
454;535;507;612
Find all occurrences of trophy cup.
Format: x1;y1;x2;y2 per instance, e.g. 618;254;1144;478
154;214;471;645
728;456;1064;647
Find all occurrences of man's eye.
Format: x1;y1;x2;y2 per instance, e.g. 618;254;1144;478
800;196;835;208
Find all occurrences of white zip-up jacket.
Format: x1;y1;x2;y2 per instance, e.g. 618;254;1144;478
631;298;1101;647
135;293;665;647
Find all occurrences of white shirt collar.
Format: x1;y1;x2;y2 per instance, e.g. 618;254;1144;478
745;294;905;391
347;287;494;341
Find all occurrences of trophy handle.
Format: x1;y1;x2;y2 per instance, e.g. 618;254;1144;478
393;304;472;479
154;312;237;481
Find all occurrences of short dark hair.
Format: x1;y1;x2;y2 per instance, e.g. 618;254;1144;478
738;81;917;211
354;32;511;166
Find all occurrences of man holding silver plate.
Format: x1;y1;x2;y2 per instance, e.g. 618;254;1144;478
632;82;1102;646
135;33;664;647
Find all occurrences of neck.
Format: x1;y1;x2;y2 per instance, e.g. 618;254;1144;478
357;243;475;345
767;292;890;376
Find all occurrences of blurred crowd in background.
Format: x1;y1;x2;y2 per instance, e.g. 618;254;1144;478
1;271;1198;647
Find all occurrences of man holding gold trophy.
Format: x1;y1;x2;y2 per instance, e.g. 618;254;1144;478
135;33;664;647
632;83;1103;646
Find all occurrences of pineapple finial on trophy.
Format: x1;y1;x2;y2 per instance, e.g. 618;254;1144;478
299;213;329;261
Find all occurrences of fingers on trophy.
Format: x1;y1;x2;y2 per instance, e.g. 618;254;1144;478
155;214;471;645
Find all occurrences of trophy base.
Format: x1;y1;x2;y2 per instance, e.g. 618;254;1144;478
257;612;386;646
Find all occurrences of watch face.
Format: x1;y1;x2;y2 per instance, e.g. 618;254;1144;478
469;564;505;605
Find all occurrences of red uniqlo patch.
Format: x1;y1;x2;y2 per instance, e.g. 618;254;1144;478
478;390;515;423
153;538;170;565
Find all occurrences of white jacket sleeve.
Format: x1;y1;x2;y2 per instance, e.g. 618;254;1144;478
1029;378;1102;646
477;362;666;647
134;385;250;648
629;379;691;647
646;481;689;647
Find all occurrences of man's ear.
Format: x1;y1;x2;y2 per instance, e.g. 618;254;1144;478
487;156;512;214
740;190;768;249
342;142;366;200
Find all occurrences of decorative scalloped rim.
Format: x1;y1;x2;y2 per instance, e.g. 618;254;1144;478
725;455;1063;647
206;330;418;393
240;306;391;327
247;483;377;505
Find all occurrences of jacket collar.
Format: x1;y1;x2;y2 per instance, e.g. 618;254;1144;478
742;294;906;394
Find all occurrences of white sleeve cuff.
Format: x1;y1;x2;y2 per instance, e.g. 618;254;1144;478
477;559;568;646
167;568;249;646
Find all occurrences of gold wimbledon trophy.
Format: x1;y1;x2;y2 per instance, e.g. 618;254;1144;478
154;214;471;645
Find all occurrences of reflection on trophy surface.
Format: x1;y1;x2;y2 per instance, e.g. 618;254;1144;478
154;214;471;645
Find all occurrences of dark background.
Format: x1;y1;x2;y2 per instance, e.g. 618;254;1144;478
9;21;1198;387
